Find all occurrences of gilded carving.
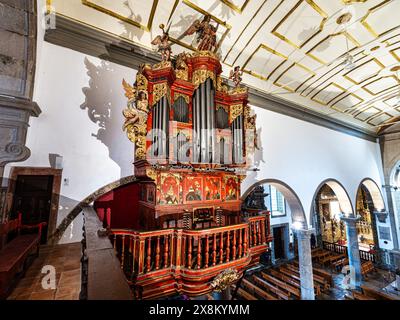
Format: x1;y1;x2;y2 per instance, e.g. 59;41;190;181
216;103;229;113
122;76;149;161
152;82;169;106
229;104;243;123
174;93;190;104
193;69;216;89
146;168;157;181
153;60;173;70
175;53;189;81
216;77;228;93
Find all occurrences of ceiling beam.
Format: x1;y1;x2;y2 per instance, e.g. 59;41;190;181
44;15;378;142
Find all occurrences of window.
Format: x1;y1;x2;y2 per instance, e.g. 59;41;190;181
269;185;286;217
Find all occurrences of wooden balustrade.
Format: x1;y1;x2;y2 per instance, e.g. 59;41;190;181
109;215;271;278
248;215;268;248
323;241;376;262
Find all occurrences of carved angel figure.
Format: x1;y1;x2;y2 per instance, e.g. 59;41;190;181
151;24;172;62
229;66;243;88
179;15;218;52
122;80;148;140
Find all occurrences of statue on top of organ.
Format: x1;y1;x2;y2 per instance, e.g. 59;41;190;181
122;14;260;231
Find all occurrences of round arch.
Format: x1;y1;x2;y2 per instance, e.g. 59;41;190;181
242;179;307;227
390;160;400;188
50;175;138;244
357;178;386;212
310;179;354;221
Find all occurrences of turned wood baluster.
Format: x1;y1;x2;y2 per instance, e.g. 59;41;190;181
164;234;169;268
232;230;237;260
257;221;262;245
188;236;192;269
212;233;217;266
146;237;152;272
219;232;224;264
226;231;230;262
197;236;202;269
243;228;248;254
182;235;187;267
155;236;161;270
261;219;266;243
253;222;257;246
113;234;117;249
121;235;126;269
205;235;209;268
238;228;243;257
132;236;137;274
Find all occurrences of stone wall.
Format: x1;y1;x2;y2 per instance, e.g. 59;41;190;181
0;0;41;221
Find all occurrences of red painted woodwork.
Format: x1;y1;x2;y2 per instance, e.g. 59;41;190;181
94;182;141;229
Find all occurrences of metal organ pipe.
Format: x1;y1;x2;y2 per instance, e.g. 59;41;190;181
200;82;207;163
210;81;215;163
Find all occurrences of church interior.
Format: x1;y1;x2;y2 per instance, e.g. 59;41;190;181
1;0;400;302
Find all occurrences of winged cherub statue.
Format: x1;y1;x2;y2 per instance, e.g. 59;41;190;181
151;24;172;62
229;66;243;88
178;15;219;52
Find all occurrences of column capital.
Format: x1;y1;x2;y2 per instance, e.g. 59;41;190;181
292;228;315;240
340;214;361;225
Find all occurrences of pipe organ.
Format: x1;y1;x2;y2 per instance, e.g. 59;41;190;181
123;51;257;230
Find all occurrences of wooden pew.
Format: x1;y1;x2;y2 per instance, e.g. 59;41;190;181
278;266;322;295
260;272;300;299
285;264;330;291
235;286;258;300
361;261;376;277
252;275;290;300
292;260;333;286
241;278;278;300
268;269;313;295
352;291;375;300
0;214;46;299
360;285;400;300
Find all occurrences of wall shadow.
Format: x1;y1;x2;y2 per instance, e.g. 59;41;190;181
80;57;133;178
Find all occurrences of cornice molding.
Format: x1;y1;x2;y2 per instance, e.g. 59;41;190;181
45;15;377;142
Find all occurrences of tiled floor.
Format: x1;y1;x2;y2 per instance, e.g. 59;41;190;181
7;242;82;300
317;265;400;300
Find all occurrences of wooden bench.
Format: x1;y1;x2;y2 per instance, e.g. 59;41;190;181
352;291;375;300
260;272;300;299
285;264;330;291
241;278;278;300
361;261;376;277
235;286;257;300
278;266;322;295
0;213;45;299
293;260;334;286
360;285;400;300
252;275;290;300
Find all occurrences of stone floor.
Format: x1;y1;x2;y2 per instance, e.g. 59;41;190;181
7;242;82;300
317;265;400;300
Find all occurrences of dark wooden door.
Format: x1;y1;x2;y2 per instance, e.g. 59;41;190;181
11;175;54;243
273;226;285;260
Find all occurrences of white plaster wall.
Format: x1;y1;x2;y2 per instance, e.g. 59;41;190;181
4;4;136;243
3;0;388;245
242;106;385;228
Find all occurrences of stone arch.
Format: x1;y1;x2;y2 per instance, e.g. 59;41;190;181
310;178;354;220
50;175;137;244
357;178;386;212
242;178;307;227
390;160;400;188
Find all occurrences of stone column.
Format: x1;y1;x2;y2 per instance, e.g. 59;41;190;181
293;228;315;300
341;214;362;288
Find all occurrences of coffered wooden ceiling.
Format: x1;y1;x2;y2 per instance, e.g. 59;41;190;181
47;0;400;133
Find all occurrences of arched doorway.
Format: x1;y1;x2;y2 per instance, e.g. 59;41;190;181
355;179;385;259
242;179;315;300
311;179;354;249
390;162;400;249
242;180;305;264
